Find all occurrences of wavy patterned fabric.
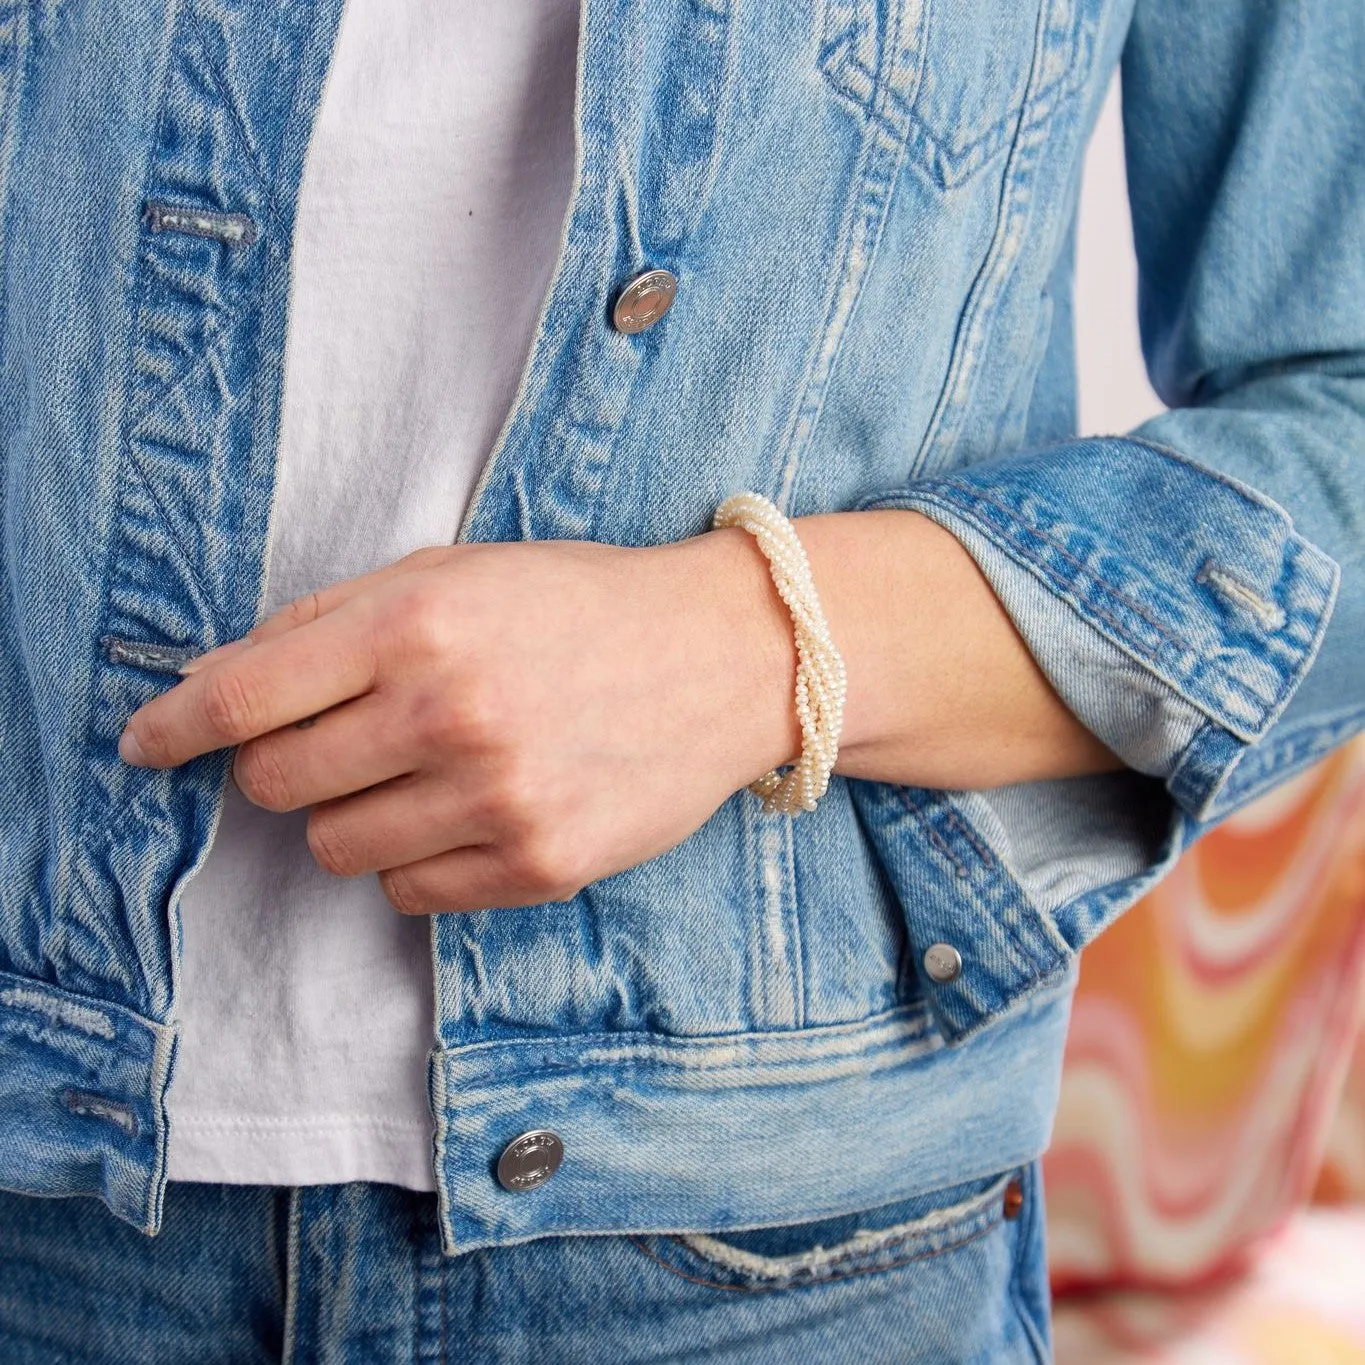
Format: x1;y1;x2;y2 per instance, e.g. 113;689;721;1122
1316;964;1365;1208
1046;738;1365;1292
1053;1208;1365;1362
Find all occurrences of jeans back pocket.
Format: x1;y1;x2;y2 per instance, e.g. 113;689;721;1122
631;1166;1025;1293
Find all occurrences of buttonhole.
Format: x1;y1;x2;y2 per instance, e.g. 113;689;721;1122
143;200;258;248
103;636;202;676
62;1089;139;1137
1197;561;1285;631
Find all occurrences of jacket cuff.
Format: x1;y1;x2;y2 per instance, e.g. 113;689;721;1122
856;435;1340;821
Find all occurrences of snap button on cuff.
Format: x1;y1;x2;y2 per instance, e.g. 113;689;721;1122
496;1130;564;1192
923;943;962;984
613;268;677;334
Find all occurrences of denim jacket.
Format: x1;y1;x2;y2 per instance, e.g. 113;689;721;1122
0;0;1361;1257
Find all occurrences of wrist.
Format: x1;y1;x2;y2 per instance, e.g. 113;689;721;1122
669;525;803;788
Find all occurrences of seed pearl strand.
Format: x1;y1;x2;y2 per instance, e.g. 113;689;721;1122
713;492;848;815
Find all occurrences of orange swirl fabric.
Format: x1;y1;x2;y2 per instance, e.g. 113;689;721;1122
1046;738;1365;1294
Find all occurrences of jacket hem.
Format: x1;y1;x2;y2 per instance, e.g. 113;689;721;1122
427;972;1076;1256
0;970;176;1236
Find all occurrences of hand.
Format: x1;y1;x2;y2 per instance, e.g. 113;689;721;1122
118;510;1118;915
117;532;799;914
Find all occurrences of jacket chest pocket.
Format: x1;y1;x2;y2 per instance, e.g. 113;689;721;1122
818;0;1079;188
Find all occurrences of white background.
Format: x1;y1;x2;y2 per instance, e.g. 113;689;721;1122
1074;79;1164;437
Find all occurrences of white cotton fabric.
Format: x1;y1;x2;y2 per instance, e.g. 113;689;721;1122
165;0;581;1190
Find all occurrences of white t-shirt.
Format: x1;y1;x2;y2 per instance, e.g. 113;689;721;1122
165;0;580;1190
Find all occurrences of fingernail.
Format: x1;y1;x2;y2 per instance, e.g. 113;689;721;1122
178;637;250;676
118;729;148;766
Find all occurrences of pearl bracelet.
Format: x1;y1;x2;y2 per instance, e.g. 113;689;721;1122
713;492;847;815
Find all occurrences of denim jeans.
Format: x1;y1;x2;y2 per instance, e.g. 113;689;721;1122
0;1166;1051;1364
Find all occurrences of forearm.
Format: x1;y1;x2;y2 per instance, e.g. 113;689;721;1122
118;510;1119;917
703;509;1121;794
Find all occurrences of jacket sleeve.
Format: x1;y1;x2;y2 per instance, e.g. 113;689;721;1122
847;0;1365;1039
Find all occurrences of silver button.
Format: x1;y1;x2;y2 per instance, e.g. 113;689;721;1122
612;268;677;334
923;943;963;984
496;1129;564;1193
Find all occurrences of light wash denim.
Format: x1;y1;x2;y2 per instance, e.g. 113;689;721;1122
0;1169;1051;1363
0;0;1362;1353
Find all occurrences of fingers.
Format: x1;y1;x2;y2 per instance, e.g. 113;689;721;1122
246;547;459;647
120;602;380;768
304;774;496;877
177;636;254;676
305;776;591;911
181;547;460;670
374;843;577;916
377;846;506;915
178;589;337;676
231;694;421;812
